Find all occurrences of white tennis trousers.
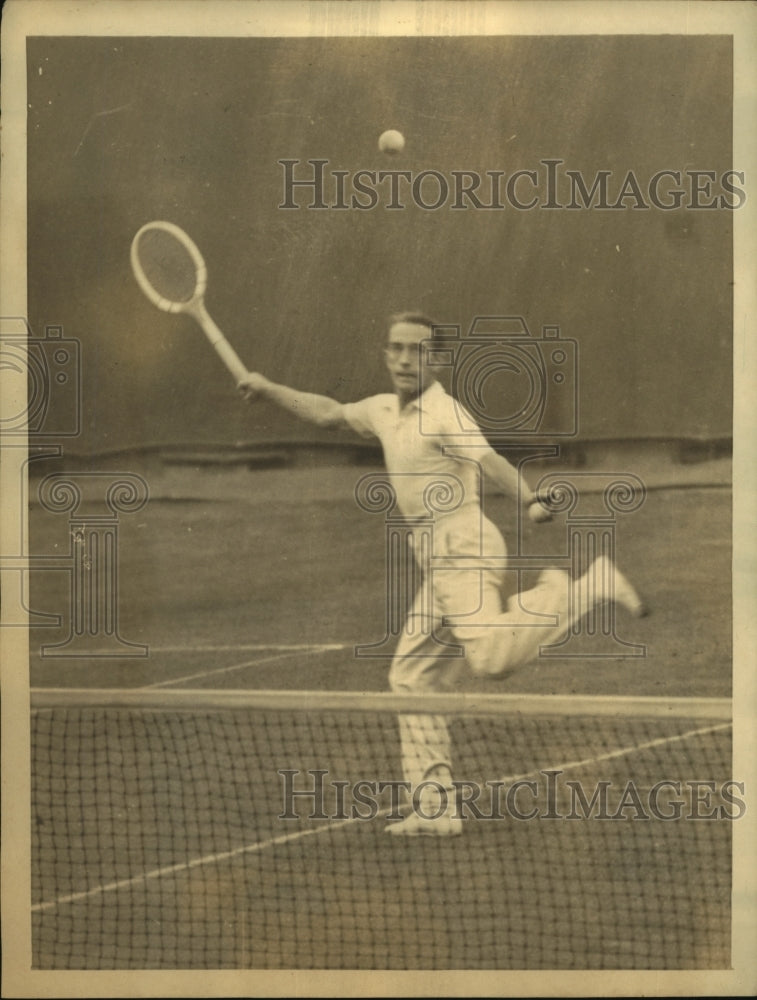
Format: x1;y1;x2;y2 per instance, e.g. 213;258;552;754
388;508;573;788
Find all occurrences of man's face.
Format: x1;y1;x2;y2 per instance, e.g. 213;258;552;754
385;321;436;400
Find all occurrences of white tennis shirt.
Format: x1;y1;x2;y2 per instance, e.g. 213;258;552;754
342;380;493;520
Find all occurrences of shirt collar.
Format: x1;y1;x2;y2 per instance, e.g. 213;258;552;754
394;379;445;414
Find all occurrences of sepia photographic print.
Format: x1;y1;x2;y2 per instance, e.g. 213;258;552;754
1;1;755;997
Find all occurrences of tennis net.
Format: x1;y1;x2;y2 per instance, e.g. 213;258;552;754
30;688;733;970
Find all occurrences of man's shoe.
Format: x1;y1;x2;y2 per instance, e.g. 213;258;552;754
589;556;648;618
385;810;463;838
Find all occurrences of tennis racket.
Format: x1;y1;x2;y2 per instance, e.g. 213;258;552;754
130;221;248;384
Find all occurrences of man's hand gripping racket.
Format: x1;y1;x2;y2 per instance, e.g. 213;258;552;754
528;496;553;523
130;221;251;387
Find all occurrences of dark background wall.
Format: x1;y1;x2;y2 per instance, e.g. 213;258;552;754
26;35;733;453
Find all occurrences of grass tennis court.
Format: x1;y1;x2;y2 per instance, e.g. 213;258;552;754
28;455;733;970
29;457;731;697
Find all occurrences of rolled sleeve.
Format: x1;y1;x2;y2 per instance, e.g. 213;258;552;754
342;395;387;439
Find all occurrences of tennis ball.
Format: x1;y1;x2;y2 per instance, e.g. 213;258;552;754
378;129;405;155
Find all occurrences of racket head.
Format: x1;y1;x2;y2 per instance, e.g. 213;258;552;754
130;221;207;314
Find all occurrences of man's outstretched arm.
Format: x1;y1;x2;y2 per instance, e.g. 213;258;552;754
238;373;349;430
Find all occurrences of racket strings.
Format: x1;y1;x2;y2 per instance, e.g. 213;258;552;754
135;227;200;305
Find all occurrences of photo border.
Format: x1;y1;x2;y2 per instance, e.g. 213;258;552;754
2;2;755;996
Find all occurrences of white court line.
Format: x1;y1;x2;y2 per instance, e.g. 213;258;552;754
498;721;732;784
32;719;731;913
145;649;331;689
31;821;350;914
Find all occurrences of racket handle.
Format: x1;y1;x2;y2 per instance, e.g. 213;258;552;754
193;301;249;385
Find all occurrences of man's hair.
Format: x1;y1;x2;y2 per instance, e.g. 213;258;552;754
387;311;439;333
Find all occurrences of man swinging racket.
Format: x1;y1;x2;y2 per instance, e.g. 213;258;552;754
238;312;646;837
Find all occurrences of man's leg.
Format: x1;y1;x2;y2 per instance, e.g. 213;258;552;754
385;592;463;837
446;558;646;677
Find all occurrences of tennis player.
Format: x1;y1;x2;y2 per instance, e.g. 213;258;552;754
239;313;645;837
